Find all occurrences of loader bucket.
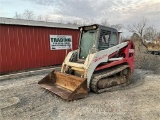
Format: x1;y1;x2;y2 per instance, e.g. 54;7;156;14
38;70;88;100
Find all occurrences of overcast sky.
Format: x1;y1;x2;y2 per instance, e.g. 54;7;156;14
0;0;160;36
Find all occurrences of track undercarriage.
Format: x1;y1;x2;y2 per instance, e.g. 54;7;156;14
91;65;131;93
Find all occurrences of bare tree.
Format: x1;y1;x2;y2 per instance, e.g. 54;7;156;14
37;15;43;21
157;32;160;41
14;12;22;19
72;20;80;25
81;18;94;26
23;10;35;20
58;19;64;23
14;10;50;21
67;21;72;25
128;17;148;48
144;26;157;42
101;19;109;26
111;24;123;31
44;15;50;22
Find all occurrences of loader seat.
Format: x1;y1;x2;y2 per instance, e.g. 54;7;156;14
98;35;109;51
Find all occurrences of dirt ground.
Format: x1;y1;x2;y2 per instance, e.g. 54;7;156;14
0;67;160;120
0;43;160;120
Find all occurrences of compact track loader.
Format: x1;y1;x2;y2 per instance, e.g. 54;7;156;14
38;24;135;100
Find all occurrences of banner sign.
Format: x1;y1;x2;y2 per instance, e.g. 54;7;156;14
50;35;72;50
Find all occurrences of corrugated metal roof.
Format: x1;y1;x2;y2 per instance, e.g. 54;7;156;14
0;17;79;29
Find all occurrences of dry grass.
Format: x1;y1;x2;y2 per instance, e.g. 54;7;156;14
147;42;160;50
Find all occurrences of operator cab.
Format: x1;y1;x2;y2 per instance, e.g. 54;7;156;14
78;24;119;60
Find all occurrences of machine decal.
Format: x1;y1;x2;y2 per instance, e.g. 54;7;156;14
93;54;108;62
129;49;134;53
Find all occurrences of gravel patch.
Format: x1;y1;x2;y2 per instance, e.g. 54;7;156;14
0;42;160;120
0;69;160;120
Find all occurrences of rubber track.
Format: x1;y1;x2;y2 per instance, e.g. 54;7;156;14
91;65;129;93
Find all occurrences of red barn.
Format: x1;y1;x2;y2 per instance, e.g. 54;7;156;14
0;17;80;74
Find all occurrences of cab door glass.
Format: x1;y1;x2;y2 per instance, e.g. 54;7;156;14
110;32;118;47
79;30;96;59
